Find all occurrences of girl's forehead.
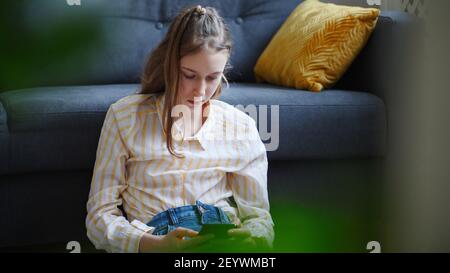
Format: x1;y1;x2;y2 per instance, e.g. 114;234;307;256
180;49;228;73
181;48;228;62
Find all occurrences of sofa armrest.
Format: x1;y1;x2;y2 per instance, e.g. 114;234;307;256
0;99;9;174
336;11;424;160
335;11;424;102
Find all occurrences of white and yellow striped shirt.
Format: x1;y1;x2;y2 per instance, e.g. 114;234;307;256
86;92;274;253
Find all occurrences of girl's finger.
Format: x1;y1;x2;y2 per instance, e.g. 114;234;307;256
180;234;215;250
227;228;251;238
170;227;199;238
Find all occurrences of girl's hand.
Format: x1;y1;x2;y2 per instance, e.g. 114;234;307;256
161;227;215;252
227;227;270;250
227;227;257;248
140;227;214;253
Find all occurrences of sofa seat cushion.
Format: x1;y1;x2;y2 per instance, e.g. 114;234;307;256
0;83;385;174
224;84;386;160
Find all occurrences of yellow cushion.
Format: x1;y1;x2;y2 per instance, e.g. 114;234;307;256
254;0;380;92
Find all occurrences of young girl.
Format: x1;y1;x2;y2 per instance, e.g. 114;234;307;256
86;5;274;253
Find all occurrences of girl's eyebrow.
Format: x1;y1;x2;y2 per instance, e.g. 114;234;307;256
181;66;222;75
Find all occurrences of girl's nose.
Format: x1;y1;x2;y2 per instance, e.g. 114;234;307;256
194;81;206;97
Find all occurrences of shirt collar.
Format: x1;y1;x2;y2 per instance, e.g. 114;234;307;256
155;93;215;151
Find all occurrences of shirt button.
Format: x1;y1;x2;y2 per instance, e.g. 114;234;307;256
155;22;163;30
235;17;244;24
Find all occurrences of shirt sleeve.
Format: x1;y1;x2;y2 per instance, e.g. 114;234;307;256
228;117;275;247
85;104;150;253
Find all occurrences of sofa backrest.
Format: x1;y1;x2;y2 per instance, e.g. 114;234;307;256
97;0;309;84
4;0;374;90
8;0;303;88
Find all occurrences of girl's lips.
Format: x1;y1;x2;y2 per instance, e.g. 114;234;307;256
188;100;204;104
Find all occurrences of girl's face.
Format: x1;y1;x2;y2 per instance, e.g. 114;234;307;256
178;48;228;109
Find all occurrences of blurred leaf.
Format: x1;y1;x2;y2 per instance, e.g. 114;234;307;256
0;0;104;91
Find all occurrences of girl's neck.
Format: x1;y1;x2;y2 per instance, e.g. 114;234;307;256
175;100;210;137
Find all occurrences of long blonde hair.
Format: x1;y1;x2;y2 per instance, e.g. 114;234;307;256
139;6;232;157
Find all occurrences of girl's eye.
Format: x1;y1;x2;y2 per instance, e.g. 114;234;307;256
183;73;218;81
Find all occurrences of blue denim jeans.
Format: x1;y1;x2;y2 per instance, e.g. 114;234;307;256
147;200;232;236
147;201;264;252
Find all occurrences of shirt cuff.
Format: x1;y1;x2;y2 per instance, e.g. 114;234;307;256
243;220;274;248
130;219;155;234
129;220;156;253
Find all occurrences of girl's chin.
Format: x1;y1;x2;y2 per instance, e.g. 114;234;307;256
186;99;207;107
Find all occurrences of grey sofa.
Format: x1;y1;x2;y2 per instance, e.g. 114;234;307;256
0;0;421;252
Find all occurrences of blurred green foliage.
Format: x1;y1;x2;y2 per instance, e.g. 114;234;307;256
0;0;103;91
189;198;375;253
270;199;370;253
